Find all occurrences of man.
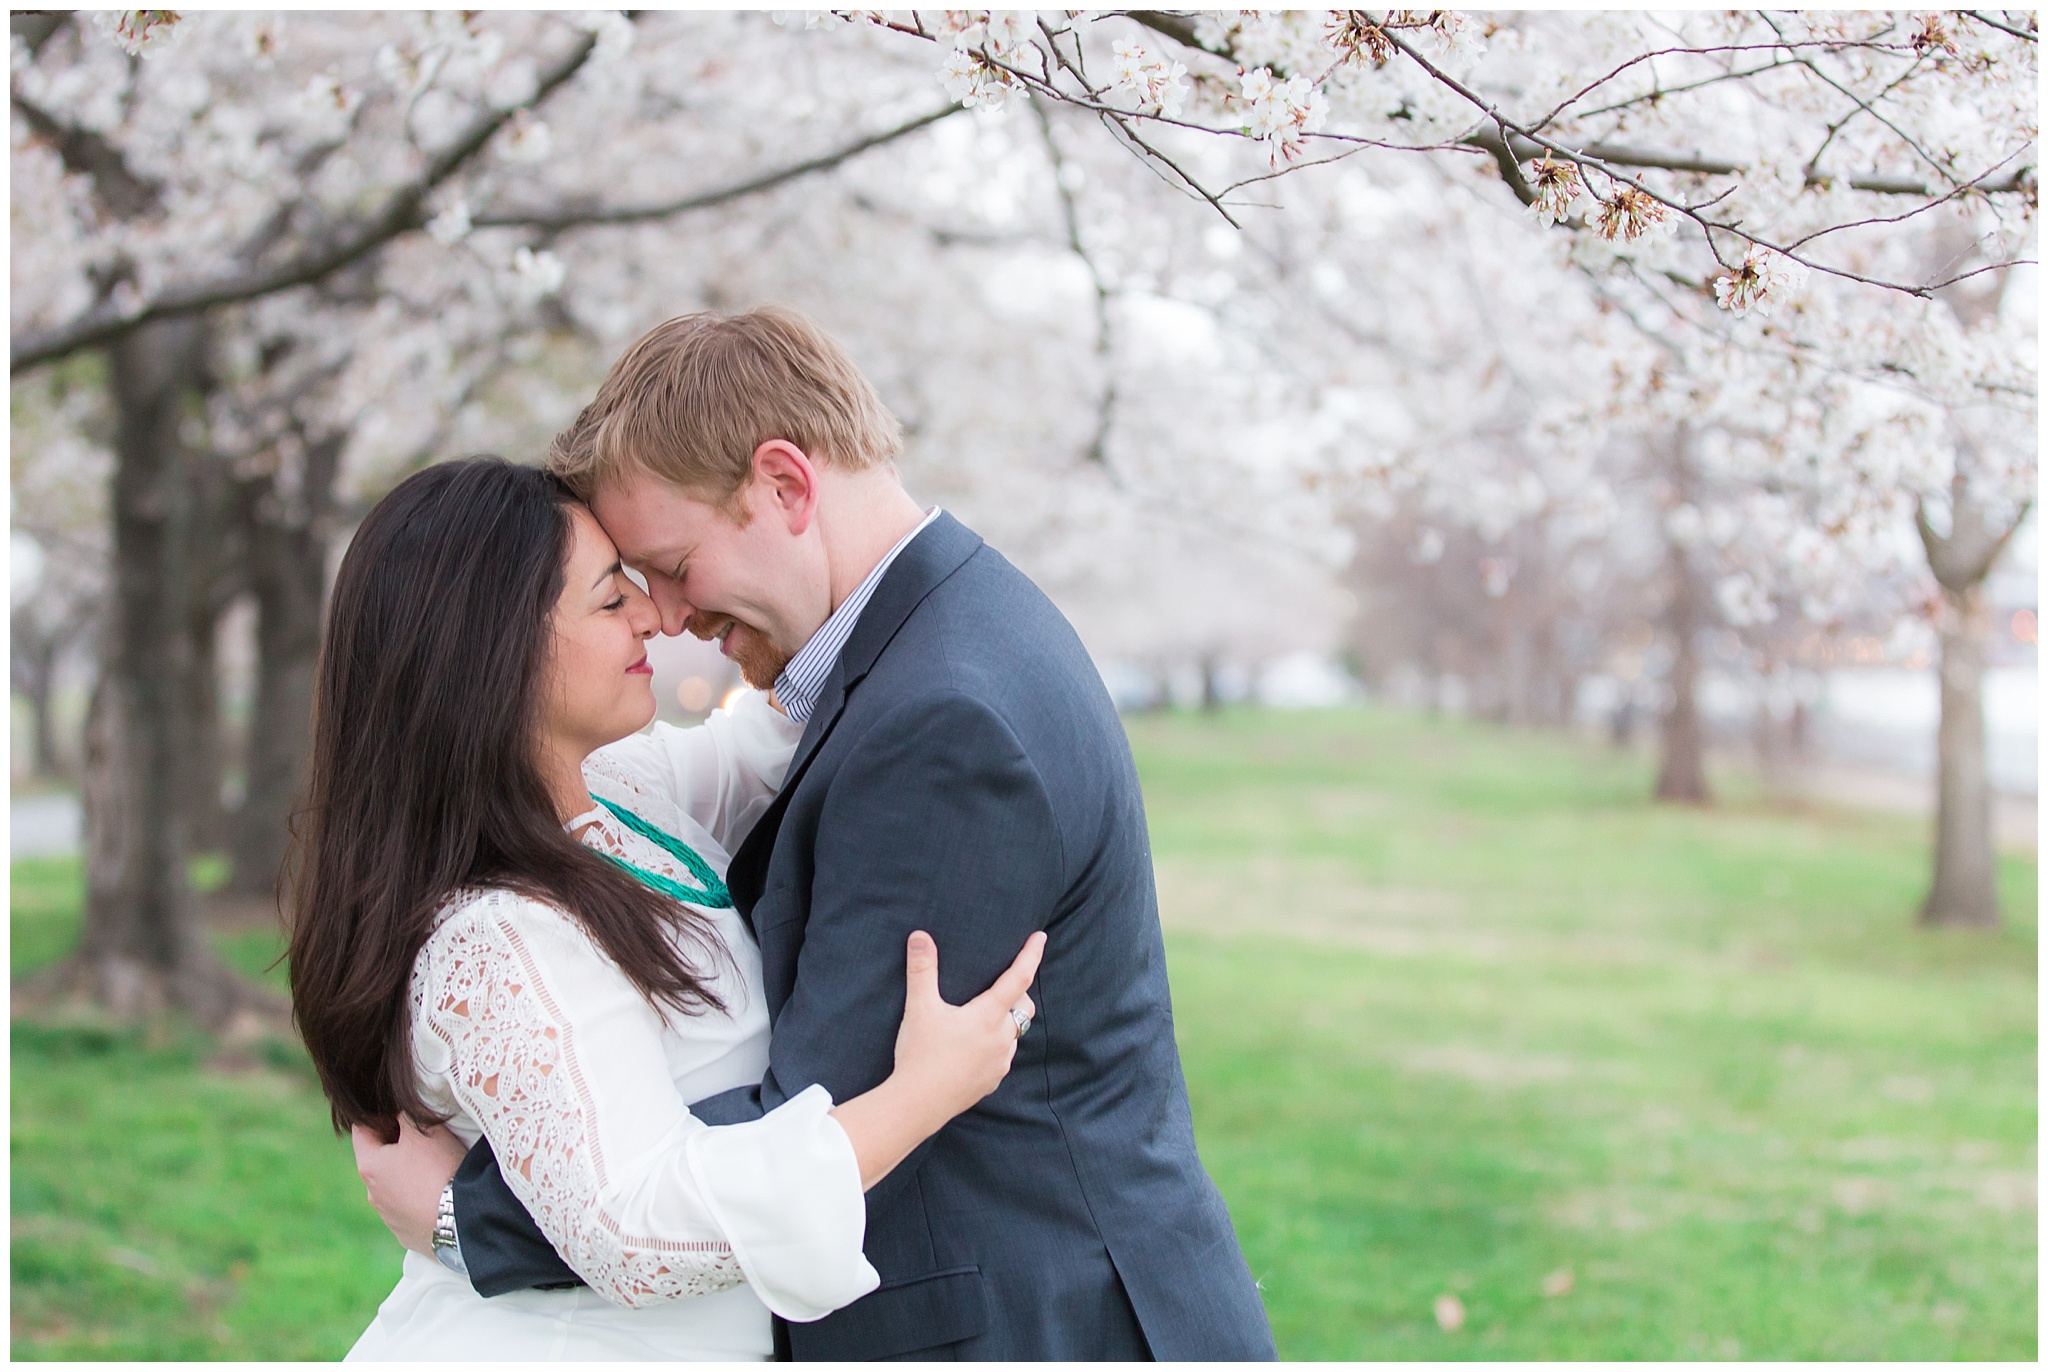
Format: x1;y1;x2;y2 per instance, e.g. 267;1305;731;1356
355;307;1275;1361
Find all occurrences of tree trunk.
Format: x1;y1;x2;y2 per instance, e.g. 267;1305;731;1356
1655;542;1711;803
34;655;62;778
184;602;227;851
59;319;258;1028
1199;653;1223;713
1752;664;1800;791
180;448;250;854
1921;582;1998;925
228;432;343;899
1503;623;1533;727
1609;695;1636;749
1911;474;2027;928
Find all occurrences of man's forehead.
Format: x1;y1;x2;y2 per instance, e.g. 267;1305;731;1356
591;470;737;549
592;474;700;533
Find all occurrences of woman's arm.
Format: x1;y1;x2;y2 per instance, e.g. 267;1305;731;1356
587;688;800;853
387;896;1040;1317
413;895;863;1316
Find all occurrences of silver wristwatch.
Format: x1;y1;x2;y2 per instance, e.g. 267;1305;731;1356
431;1181;468;1276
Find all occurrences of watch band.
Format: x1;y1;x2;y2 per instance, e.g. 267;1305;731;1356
432;1181;467;1276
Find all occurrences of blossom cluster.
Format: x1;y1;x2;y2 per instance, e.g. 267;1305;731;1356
1238;66;1326;167
1110;37;1187;118
931;10;1029;111
1712;247;1808;319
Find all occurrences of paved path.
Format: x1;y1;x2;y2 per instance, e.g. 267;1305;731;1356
10;739;2037;864
1789;763;2037;853
11;793;81;858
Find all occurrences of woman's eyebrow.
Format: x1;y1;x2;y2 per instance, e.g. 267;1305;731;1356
591;559;622;590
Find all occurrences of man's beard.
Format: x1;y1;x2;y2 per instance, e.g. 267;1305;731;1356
688;613;790;691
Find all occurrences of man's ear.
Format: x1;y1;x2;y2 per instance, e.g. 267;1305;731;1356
749;440;819;536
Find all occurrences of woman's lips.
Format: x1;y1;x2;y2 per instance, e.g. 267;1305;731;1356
627;655;653;675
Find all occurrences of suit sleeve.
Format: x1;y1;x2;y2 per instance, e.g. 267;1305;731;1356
455;691;1062;1287
745;691;1065;1195
450;1133;586;1294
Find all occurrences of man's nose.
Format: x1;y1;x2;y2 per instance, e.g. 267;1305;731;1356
650;581;695;637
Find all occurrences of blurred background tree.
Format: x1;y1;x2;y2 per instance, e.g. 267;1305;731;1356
9;8;2033;1004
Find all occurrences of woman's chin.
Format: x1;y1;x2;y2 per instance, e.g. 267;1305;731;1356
602;687;660;745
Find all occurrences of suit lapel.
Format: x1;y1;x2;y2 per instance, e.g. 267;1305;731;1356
725;691;842;922
726;513;985;924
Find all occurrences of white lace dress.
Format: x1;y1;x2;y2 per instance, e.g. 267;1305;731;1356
347;691;879;1362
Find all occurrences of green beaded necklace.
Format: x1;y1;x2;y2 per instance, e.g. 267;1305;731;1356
587;795;733;910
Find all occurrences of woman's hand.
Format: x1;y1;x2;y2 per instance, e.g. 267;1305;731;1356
351;1115;468;1255
892;929;1046;1126
830;929;1047;1190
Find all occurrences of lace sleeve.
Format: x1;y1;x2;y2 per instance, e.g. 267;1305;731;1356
413;894;878;1317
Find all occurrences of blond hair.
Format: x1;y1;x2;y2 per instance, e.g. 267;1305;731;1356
549;307;902;509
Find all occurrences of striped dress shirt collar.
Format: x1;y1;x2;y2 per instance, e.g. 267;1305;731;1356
773;507;941;726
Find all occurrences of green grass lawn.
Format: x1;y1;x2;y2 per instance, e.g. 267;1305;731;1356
11;861;400;1360
1135;709;2036;1360
11;708;2038;1359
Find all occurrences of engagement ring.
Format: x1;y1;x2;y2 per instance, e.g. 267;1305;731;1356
1009;1007;1033;1039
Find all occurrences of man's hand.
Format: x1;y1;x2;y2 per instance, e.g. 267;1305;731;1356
351;1116;468;1255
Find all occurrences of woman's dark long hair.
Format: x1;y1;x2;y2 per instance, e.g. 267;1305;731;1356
289;456;725;1140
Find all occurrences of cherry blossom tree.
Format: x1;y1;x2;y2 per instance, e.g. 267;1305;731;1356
841;10;2034;302
12;8;1328;1020
12;5;2035;1034
9;10;972;1020
834;8;2032;917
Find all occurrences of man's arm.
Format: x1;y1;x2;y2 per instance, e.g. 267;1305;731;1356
351;1116;580;1291
745;691;1065;1200
448;691;1062;1289
448;1138;586;1294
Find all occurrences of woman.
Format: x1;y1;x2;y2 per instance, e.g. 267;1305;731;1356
288;457;1042;1360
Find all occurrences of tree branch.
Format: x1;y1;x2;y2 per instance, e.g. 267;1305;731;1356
1487;127;2027;196
1369;20;2032;299
1961;10;2038;43
13;25;602;373
9;12;70;61
1029;95;1117;466
1125;10;2031;199
1463;125;1536;204
11;92;163;220
471;102;965;231
1126;12;1226;59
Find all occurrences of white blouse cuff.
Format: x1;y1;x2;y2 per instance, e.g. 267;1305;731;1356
683;1083;880;1322
719;688;806;789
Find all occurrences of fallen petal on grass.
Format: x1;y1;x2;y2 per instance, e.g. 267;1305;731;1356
1434;1294;1466;1331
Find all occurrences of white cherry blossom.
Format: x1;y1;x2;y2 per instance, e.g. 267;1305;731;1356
1111;37;1188;118
1713;247;1810;319
938;44;1017;110
1238;66;1325;166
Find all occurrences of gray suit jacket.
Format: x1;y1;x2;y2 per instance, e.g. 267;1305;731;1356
454;513;1275;1361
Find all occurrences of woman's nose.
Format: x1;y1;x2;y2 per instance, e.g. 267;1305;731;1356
626;584;661;638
